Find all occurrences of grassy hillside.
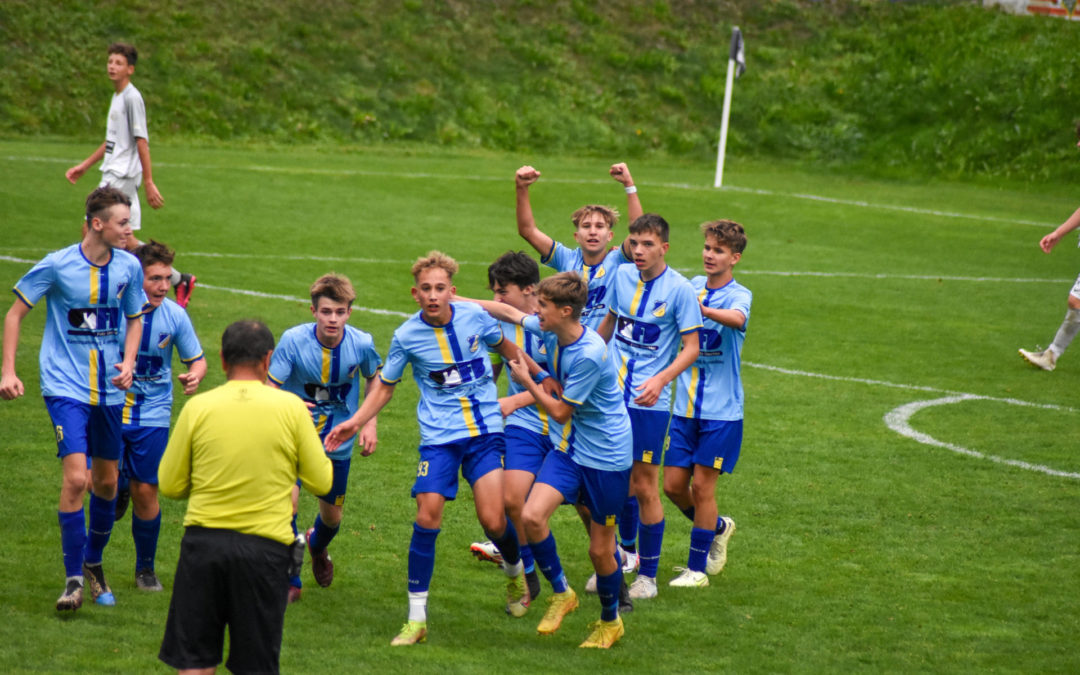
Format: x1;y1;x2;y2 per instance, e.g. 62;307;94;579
2;0;1078;182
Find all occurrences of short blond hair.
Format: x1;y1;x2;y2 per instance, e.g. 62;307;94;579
310;273;356;306
571;205;618;231
411;250;459;282
537;272;587;321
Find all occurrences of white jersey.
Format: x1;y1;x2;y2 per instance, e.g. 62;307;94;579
100;83;148;180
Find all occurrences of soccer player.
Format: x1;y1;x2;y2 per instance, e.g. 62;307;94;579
515;162;641;331
268;273;382;596
1;186;146;610
157;320;332;674
121;240;207;592
65;42;196;308
1018;124;1080;371
596;213;702;600
463;272;633;648
663;220;751;587
324;251;532;646
516;161;644;571
467;252;553;602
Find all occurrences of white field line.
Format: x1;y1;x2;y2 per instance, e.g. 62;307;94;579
883;396;1080;480
196;283;411;318
1;249;1067;285
2;154;1053;228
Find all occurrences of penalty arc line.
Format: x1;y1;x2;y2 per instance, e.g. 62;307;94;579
883;396;1080;481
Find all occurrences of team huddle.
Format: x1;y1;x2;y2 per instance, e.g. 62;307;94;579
0;43;753;674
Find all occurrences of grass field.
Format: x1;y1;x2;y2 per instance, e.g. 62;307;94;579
1;139;1079;673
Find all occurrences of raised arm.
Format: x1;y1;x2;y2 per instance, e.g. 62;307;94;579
136;138;164;209
516;165;556;258
610;162;641;260
1040;205;1080;254
0;301;31;400
66;143;107;184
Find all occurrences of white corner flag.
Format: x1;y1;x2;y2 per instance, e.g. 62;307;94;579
714;26;745;188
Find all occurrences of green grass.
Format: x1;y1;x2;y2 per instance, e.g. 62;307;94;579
1;139;1079;673
2;0;1079;182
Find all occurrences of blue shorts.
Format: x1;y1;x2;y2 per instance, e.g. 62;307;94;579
629;408;671;465
121;424;169;484
666;417;742;474
44;396;122;461
412;433;505;500
504;425;554;475
536;450;630;527
319;458;352;506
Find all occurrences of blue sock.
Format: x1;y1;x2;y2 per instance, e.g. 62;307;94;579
132;512;161;572
58;509;86;577
309;514;339;552
689;526;713;573
530;532;568;594
637;519;665;578
596;568;622;622
619;497;638;551
520;542;535;574
408;523;440;593
486;520;521;567
681;506;696;522
83;493;116;566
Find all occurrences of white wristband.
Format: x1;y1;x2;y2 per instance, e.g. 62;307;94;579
625;185;637;194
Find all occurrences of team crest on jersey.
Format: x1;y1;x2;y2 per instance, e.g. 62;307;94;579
157;333;171;349
538;343;547;356
116;282;128;299
651;301;668;318
593;265;606;279
348;365;359;379
468;334;481;353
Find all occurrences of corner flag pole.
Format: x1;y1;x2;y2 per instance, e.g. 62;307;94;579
714;26;745;188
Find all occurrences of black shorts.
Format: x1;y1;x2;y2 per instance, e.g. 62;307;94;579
159;526;291;674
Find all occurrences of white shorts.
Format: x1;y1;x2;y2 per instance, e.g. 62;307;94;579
1070;273;1080;302
99;172;142;230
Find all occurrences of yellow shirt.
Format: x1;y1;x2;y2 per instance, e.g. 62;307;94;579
159;379;333;545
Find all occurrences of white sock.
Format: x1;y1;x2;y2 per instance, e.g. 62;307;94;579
169;268;182;286
407;591;428;622
1050;308;1080;357
503;559;523;577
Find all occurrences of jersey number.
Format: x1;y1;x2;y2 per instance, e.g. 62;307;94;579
416;460;430;477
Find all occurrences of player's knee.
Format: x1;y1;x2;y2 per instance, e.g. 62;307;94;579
1068;293;1080;311
62;470;90;496
521;506;546;539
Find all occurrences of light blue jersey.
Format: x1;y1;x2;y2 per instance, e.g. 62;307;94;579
380;302;504;446
675;277;752;421
13;244;146;406
269;323;383;460
542;242;630;330
523;316;632;472
121;298;204;428
607;264;703;411
493;318;553;437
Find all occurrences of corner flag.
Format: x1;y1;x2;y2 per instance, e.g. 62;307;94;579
714;26;746;188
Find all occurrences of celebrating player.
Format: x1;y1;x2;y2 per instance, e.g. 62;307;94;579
663;220;751;587
515;161;644;570
2;186;146;610
324;251;535;646
596;214;702;600
120;240;206;592
268;273;382;597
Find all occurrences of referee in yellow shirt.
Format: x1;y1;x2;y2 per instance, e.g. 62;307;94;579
157;320;332;674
